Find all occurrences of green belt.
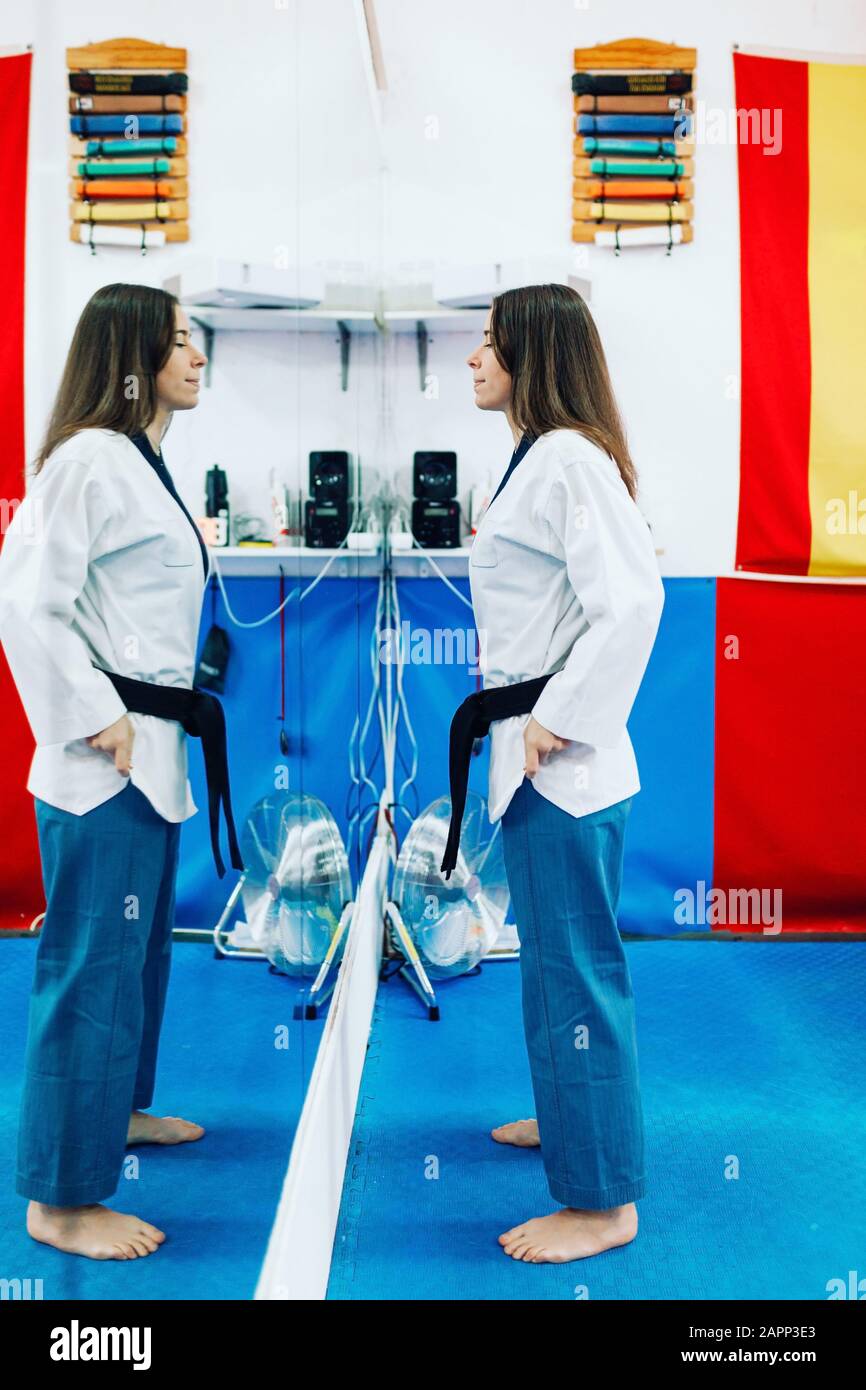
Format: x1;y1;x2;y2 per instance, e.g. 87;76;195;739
589;159;684;177
76;159;171;177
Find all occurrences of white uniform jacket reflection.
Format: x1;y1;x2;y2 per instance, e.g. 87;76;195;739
0;427;210;820
468;428;664;823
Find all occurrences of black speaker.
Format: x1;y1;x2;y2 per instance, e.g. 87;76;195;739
412;499;460;548
205;464;229;516
310;451;351;504
305;499;350;548
413;450;457;502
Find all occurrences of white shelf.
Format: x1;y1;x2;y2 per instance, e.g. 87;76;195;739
209;544;381;578
187;305;485;334
206;544;477;579
382;308;486;334
187;306;379;334
392;547;473;577
186;306;380;391
206;543;662;580
185;303;488;392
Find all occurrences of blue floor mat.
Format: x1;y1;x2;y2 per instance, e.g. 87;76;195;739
0;940;319;1300
327;942;866;1300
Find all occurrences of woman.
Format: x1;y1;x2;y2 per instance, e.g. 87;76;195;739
0;283;212;1261
465;283;664;1264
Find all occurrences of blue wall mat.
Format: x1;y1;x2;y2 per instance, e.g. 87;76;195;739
176;574;716;941
620;578;716;936
393;576;717;937
176;574;380;931
388;576;482;829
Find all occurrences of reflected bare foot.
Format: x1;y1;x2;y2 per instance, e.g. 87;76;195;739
127;1110;205;1145
490;1118;541;1147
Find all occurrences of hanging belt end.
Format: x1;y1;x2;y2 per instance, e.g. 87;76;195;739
440;840;456;879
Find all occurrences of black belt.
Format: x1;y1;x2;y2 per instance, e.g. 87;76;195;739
440;674;554;879
93;666;245;879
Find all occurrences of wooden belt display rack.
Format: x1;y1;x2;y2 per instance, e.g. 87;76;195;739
66;36;189;250
572;37;696;251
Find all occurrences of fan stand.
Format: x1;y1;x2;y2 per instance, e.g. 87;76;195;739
301;901;355;1018
211;874;355;1017
212;874;251;958
384;899;440;1021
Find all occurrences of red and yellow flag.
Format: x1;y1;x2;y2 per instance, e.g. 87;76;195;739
734;51;866;575
0;50;36;927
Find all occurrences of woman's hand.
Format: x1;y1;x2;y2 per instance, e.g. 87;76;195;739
86;714;136;775
523;716;569;777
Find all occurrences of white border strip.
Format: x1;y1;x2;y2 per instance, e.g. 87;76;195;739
727;569;866;585
352;0;384;149
360;0;387;90
733;42;866;64
254;831;391;1300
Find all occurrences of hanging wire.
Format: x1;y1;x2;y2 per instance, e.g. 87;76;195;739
345;569;387;859
407;529;475;610
388;569;420;810
207;532;353;628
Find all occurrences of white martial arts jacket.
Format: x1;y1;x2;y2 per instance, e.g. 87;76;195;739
0;427;210;821
469;427;664;823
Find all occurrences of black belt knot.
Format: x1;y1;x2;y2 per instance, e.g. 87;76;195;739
92;666;244;879
440;673;554;879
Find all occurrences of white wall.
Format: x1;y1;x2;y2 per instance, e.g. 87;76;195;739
375;0;866;574
9;0;866;572
11;0;381;527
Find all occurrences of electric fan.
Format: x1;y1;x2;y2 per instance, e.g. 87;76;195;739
240;790;352;977
391;791;509;978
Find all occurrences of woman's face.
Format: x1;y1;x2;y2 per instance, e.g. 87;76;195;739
467;308;512;413
154;305;207;412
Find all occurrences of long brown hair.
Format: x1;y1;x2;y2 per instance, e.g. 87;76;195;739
33;282;179;474
489;283;638;501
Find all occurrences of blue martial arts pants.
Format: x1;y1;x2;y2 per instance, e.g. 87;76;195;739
500;779;646;1210
16;781;181;1206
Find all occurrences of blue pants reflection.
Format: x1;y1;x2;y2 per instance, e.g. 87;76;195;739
500;779;645;1210
17;782;180;1206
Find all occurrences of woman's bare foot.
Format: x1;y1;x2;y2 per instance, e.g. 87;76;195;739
27;1201;166;1261
491;1118;541;1147
499;1202;638;1263
127;1110;205;1145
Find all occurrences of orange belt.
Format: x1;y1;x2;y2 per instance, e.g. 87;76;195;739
579;178;689;198
73;178;175;198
